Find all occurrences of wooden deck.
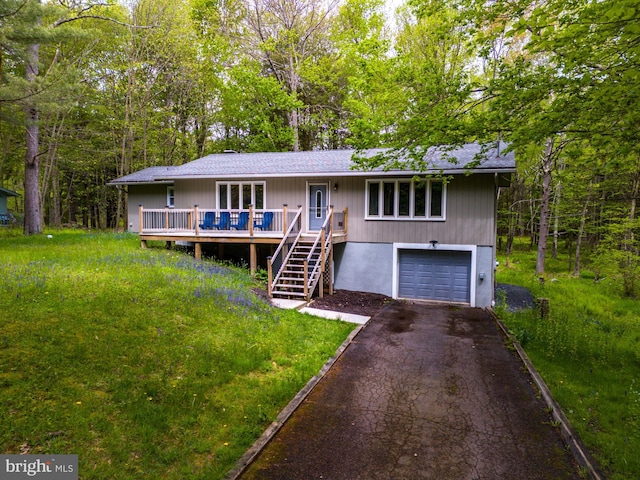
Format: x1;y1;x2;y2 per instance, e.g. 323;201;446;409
138;205;347;272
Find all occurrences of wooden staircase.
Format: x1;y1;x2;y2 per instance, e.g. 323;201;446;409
268;207;334;301
271;235;321;299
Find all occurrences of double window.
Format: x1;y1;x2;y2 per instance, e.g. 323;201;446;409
218;182;265;210
366;179;445;220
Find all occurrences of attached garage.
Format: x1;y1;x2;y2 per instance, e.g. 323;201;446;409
396;247;474;305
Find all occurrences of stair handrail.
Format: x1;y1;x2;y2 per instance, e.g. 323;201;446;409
268;206;303;294
304;207;333;294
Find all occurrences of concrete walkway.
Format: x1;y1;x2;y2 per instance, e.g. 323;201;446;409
236;302;584;480
270;297;371;324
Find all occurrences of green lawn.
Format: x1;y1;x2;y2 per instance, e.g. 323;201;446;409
0;231;355;479
495;239;640;480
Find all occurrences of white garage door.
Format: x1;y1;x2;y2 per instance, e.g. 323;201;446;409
398;249;471;303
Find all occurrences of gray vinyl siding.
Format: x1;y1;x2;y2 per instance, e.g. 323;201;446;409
127;184;173;232
133;174;497;245
330;174;496;246
174;179;215;209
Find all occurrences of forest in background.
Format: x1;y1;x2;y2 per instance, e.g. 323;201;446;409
1;0;639;289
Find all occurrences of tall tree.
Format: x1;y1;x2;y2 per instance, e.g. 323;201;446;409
332;0;395;149
242;0;340;151
1;0;133;234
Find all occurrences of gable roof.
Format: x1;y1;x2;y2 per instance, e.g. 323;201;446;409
109;166;180;185
0;187;20;197
110;143;515;185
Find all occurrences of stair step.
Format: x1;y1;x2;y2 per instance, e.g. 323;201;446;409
275;283;304;292
278;278;305;284
272;291;307;298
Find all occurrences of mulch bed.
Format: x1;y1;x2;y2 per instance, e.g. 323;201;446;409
308;289;392;317
257;284;535;317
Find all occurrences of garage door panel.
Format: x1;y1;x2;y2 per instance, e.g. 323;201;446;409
398;249;471;303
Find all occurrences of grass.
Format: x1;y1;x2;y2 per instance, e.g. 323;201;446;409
0;230;355;479
495;238;640;480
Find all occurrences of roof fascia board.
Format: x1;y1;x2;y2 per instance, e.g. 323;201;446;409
109;181;174;186
156;168;516;181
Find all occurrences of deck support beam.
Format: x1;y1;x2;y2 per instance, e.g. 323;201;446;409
250;243;257;274
194;242;202;260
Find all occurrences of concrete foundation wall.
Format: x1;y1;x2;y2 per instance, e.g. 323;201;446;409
334;243;394;297
475;246;495;308
334;242;496;308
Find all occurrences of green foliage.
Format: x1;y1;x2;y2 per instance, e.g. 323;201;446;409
592;219;640;298
0;231;354;478
211;61;299;153
496;238;640;480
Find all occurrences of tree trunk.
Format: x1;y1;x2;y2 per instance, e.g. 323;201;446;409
552;178;562;259
573;181;594;277
628;169;639;238
24;41;42;235
536;138;554;275
51;166;61;227
288;52;300;152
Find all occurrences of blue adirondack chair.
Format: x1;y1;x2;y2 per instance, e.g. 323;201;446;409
212;211;231;230
199;211;215;230
253;211;274;231
230;211;249;230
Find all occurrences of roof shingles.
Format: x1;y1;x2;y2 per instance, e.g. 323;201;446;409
110;143;515;185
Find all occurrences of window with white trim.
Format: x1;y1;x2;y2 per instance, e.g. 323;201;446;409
167;186;175;208
365;179;445;220
217;182;265;210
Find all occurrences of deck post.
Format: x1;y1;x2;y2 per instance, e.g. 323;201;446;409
138;205;143;233
319;229;326;299
343;207;348;234
165;206;169;230
194;205;199;235
320;229;326;273
249;204;254;237
329;206;334;237
267;256;273;297
249;243;257;274
329;239;334;295
282;204;288;234
194;242;202;260
303;260;309;299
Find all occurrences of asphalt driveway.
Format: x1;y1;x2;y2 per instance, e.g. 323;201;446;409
237;302;582;480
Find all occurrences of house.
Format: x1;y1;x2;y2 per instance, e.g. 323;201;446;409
0;187;19;225
109;143;515;308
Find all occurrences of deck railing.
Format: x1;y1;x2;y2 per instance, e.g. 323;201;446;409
138;204;347;239
138;205;289;236
303;208;334;298
267;206;304;295
332;207;347;235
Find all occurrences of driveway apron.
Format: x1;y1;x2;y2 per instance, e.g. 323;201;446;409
240;302;581;480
